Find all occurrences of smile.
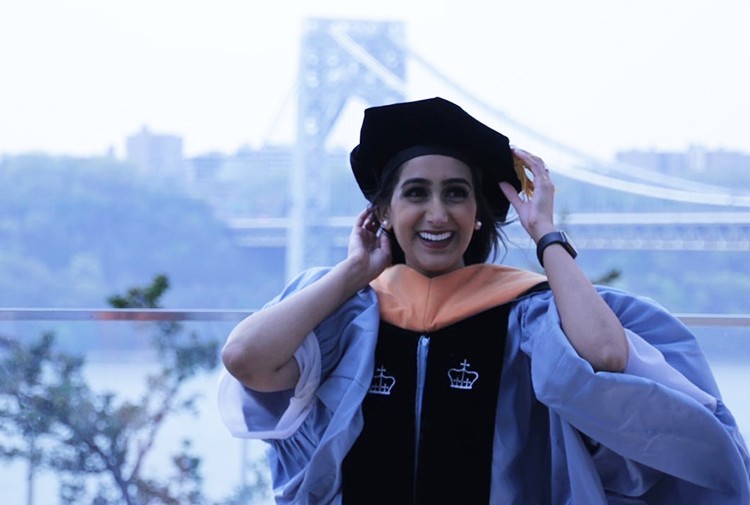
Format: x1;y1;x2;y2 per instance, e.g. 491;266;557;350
418;231;453;242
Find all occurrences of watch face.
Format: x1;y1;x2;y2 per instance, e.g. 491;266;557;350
561;231;573;245
561;231;577;256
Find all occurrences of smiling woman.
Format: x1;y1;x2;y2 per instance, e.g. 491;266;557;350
377;155;478;277
218;97;750;504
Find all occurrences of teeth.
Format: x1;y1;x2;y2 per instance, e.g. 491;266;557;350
419;231;452;242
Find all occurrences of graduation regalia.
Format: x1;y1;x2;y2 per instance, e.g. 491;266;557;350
218;265;750;504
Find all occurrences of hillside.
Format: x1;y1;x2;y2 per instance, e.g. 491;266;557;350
1;153;748;315
0;154;284;309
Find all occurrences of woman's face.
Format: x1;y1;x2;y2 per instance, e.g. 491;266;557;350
384;154;478;277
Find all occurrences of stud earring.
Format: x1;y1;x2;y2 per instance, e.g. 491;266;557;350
380;219;391;231
474;220;482;231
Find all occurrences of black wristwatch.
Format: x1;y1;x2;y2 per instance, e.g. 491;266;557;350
536;230;577;267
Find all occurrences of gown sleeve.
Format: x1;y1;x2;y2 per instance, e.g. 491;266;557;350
623;328;717;412
217;330;321;439
216;267;380;504
514;286;750;504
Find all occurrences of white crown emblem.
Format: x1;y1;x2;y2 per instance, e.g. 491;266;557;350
448;359;479;390
369;365;396;395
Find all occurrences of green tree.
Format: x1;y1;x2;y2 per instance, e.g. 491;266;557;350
0;275;224;504
56;274;220;504
592;267;622;286
0;332;83;505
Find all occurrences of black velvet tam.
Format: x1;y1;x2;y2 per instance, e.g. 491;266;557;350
350;97;520;220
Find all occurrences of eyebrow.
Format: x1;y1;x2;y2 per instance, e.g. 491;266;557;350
400;177;472;187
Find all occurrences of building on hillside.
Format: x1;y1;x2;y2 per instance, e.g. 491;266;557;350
616;146;750;176
184;145;355;218
126;126;184;176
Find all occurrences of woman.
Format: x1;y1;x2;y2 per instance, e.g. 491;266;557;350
219;97;749;504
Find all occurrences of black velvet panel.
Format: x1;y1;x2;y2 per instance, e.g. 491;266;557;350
343;305;510;504
342;322;418;502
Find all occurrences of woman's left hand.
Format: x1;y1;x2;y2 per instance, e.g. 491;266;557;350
499;148;557;243
500;148;628;371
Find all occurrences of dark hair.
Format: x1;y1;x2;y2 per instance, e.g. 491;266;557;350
371;159;508;266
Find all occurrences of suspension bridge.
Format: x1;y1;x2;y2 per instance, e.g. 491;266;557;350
222;18;750;274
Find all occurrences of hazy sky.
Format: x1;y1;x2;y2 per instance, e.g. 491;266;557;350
1;0;748;161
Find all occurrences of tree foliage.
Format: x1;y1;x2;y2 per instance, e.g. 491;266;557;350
0;331;83;505
3;153;750;313
0;275;257;505
0;154;285;310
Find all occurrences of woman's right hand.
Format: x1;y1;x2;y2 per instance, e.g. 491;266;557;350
346;207;392;286
223;208;391;392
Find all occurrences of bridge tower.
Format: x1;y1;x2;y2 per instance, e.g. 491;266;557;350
287;19;406;279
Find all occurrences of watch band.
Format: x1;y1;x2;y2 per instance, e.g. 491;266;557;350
536;231;577;267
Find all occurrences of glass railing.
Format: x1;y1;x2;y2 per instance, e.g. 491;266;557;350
1;309;748;505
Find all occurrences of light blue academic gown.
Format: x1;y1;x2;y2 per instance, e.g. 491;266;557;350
218;267;750;504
